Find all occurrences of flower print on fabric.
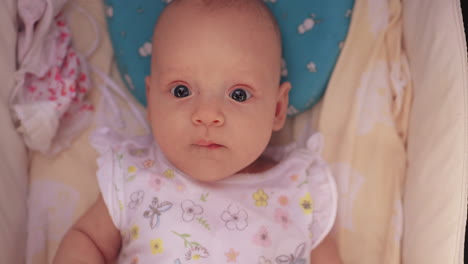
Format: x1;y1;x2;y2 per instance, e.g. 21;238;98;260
172;231;210;261
142;159;155;168
299;192;313;215
258;256;273;264
220;204;248;231
128;190;145;209
127;144;149;158
200;192;209;202
149;174;165;192
138;42;152;57
275;242;306;264
124;165;138;182
225;248;239;262
171;177;186;192
278;195;289;206
150;238;164;255
252;226;272;247
130;256;139;264
180;200;211;230
253;189;269;207
291;175;299;182
181;200;204;222
128;165;137;174
163;169;175;179
298;14;320;34
143;197;173;229
185;245;209;261
130;224;140;240
274;208;291;229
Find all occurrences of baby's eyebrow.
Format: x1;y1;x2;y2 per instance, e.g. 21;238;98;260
155;67;195;77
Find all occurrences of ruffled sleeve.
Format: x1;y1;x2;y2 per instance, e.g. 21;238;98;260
89;127;127;230
305;134;338;249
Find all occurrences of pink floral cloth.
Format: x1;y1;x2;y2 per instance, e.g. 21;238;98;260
13;0;93;155
92;129;337;263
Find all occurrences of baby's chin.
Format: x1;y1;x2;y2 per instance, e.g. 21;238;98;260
178;164;240;182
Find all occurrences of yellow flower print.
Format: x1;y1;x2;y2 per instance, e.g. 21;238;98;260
299;192;313;214
177;185;185;192
150;239;164;255
119;200;124;211
130;225;139;240
163;169;175;179
128;166;137;173
253;189;269;207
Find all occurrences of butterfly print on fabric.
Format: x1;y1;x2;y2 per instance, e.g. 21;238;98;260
143;197;173;229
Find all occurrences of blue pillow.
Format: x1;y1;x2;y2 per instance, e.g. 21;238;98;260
104;0;354;116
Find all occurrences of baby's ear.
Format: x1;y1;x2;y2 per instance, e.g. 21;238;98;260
272;81;291;131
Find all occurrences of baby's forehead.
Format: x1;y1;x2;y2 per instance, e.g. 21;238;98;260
159;0;281;43
151;0;282;81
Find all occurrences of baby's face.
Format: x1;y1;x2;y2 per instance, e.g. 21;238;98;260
146;2;290;182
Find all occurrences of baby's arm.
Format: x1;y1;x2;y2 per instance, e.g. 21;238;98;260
54;195;121;264
310;233;342;264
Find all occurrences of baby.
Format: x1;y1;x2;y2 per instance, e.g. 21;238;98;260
54;0;341;263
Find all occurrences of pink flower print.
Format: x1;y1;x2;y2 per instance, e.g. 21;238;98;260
225;248;239;262
181;200;204;222
130;256;139;264
79;72;87;82
252;226;272;247
79;84;87;94
68;68;75;77
57;20;65;27
274;208;291;229
149;174;165;192
278;195;289;206
142;159;155;168
59;31;69;45
221;204;248;231
28;86;37;93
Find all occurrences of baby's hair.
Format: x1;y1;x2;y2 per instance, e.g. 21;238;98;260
168;0;281;46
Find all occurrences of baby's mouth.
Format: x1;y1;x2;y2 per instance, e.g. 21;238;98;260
202;144;222;150
194;139;223;150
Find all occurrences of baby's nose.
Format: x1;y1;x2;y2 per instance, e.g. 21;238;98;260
192;104;225;127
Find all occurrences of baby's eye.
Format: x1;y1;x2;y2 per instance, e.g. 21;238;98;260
171;85;192;98
229;88;251;102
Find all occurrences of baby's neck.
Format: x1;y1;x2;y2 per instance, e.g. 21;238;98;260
238;156;277;174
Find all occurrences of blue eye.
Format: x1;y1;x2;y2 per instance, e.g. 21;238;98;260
229;88;251;102
171;85;191;98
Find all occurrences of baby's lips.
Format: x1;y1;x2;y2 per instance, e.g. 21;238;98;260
194;139;224;149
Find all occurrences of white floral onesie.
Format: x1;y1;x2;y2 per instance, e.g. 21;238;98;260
94;131;337;264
